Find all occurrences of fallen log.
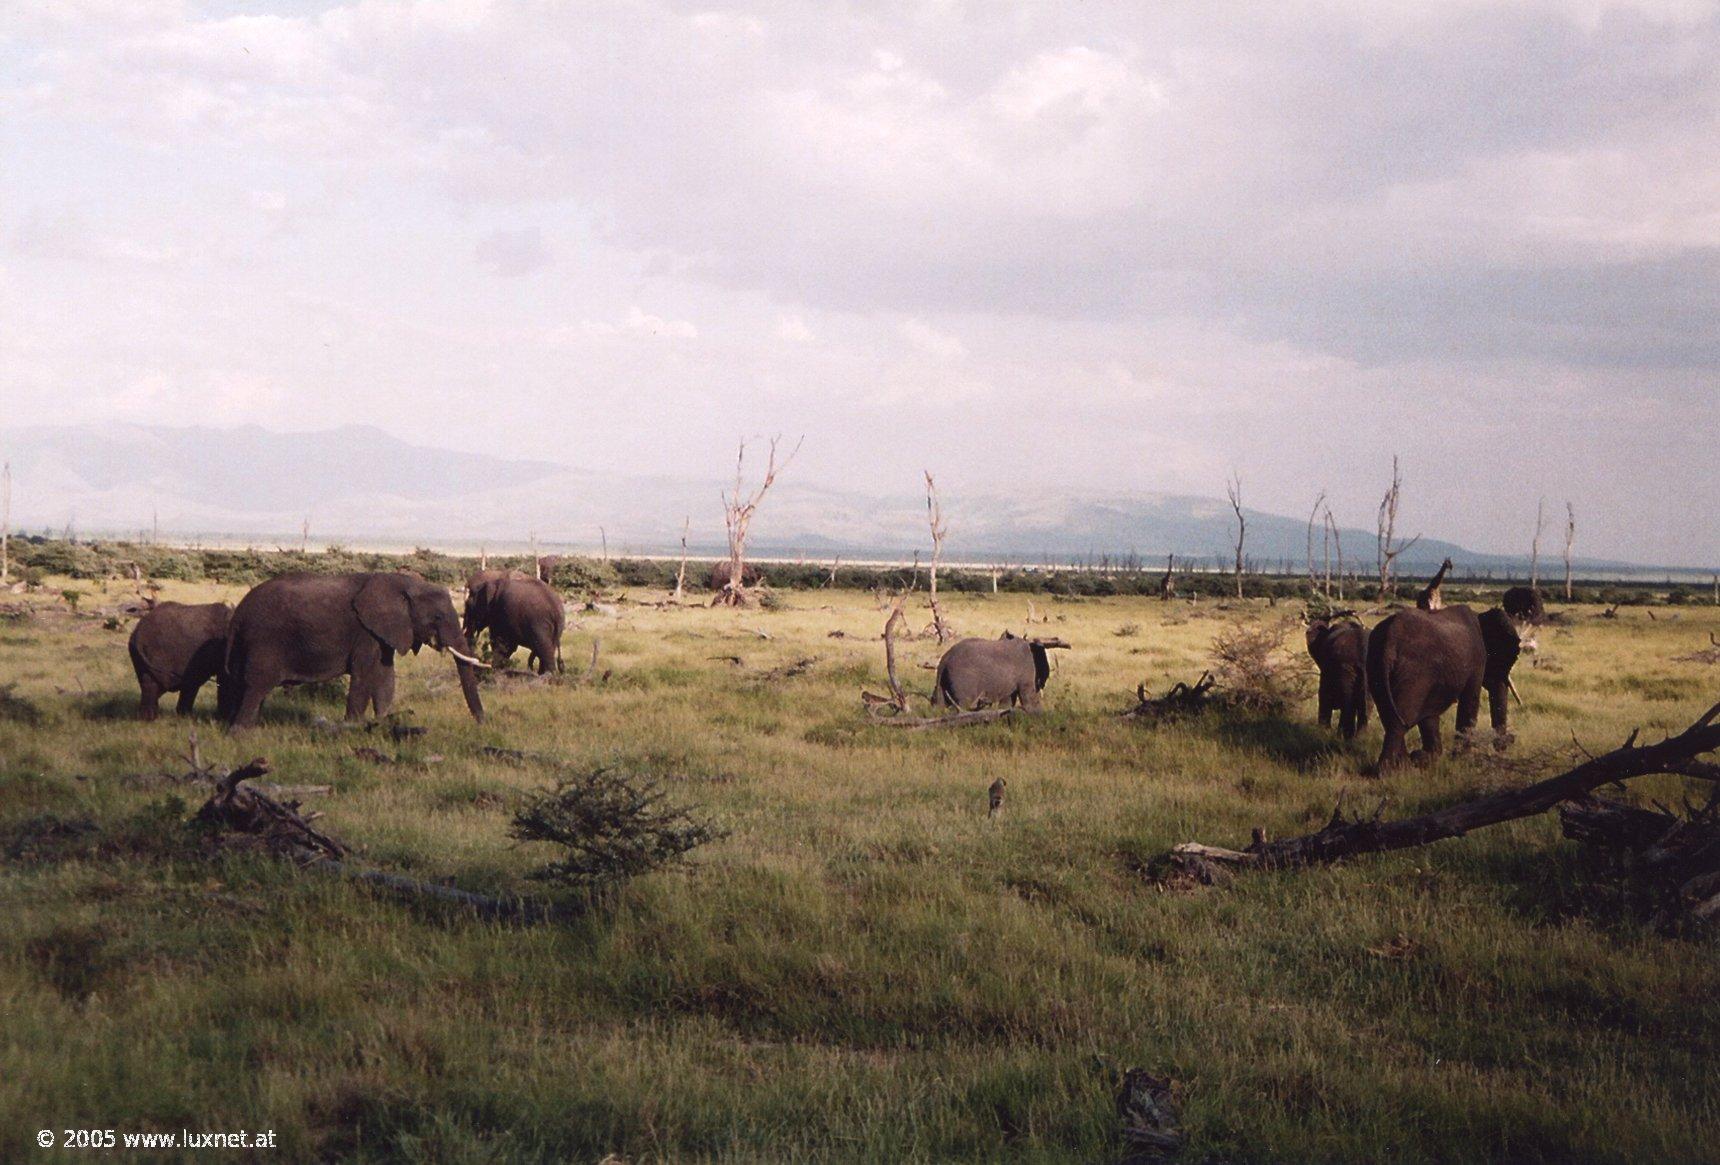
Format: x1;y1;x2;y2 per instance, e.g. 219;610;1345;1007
1165;702;1720;872
1121;672;1216;720
872;708;1015;730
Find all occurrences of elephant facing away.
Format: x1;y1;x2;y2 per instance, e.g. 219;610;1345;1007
1366;605;1521;771
221;572;486;729
1305;615;1370;739
463;573;564;675
129;600;231;721
932;633;1053;712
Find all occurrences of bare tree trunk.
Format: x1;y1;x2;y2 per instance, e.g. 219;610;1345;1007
925;471;951;642
1226;474;1245;600
1375;455;1420;597
674;516;689;600
1167;703;1720;871
480;546;489;571
600;526;609;563
1306;489;1326;596
1563;502;1575;602
1159;554;1176;601
300;516;309;553
530;533;541;580
1323;509;1345;601
716;435;802;607
1530;497;1546;588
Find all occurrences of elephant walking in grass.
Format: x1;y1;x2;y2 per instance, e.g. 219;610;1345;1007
1305;615;1370;739
129;601;231;720
1366;605;1522;771
221;572;487;729
463;572;565;675
932;633;1057;712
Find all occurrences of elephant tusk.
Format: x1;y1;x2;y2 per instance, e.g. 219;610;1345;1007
446;646;492;669
1507;677;1523;707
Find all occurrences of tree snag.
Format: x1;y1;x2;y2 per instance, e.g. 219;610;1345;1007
924;471;952;642
714;435;801;607
1163;702;1720;875
1530;497;1546;589
1226;473;1246;600
1375;455;1420;598
1563;502;1576;602
673;515;690;601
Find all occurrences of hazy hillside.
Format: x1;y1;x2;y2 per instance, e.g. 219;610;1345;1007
0;422;1639;572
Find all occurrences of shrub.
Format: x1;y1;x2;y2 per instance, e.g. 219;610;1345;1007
1209;622;1310;715
509;766;724;895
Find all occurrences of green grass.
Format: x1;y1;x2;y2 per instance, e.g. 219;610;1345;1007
2;578;1718;1162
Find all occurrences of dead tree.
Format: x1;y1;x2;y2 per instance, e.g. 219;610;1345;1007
715;435;801;607
1226;474;1245;600
673;516;690;601
1320;506;1346;601
1563;502;1576;602
861;594;913;715
1163;702;1720;881
1375;456;1420;597
300;515;309;553
1416;557;1453;611
1157;554;1176;601
924;471;952;642
1306;489;1326;596
1530;497;1546;589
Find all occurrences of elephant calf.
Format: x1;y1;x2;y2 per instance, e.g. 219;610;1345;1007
463;572;564;675
1305;615;1370;739
1366;605;1522;771
932;633;1054;712
128;600;232;721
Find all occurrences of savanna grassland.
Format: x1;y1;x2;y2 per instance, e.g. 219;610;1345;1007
2;573;1718;1163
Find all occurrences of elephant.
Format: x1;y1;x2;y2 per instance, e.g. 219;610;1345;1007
1365;605;1522;771
128;600;231;721
221;572;486;729
931;633;1053;712
463;572;565;675
708;560;763;592
1305;615;1370;739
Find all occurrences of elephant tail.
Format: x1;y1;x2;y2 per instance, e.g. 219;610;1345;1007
931;663;953;708
1366;620;1403;730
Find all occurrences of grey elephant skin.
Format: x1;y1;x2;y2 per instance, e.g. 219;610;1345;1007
221;572;485;729
1366;605;1521;771
464;571;565;675
1305;616;1370;739
932;634;1051;712
128;600;231;721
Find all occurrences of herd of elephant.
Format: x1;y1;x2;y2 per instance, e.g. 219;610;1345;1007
126;565;1537;771
126;568;564;730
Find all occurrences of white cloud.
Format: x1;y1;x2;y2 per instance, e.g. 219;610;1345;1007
900;318;966;359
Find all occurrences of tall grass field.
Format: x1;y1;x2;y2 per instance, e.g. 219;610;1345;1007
2;573;1717;1162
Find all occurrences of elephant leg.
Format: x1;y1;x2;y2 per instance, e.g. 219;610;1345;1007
1378;720;1409;771
138;676;163;722
1455;684;1482;738
230;674;274;730
1317;676;1335;729
1338;694;1357;740
176;680;203;717
345;670;373;721
1418;716;1444;759
371;663;396;718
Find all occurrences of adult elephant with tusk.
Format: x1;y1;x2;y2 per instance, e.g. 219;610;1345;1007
1365;605;1523;771
221;572;488;730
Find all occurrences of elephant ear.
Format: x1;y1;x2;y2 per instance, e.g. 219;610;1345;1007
1478;607;1521;683
1030;642;1051;692
354;574;416;654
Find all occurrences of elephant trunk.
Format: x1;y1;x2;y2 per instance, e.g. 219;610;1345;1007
440;626;486;723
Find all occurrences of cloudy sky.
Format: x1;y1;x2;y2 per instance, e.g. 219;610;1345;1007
2;0;1716;564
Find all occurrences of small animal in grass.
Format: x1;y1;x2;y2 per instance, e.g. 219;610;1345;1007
988;777;1007;820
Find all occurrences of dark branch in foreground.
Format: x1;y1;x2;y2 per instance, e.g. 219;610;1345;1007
1166;703;1720;876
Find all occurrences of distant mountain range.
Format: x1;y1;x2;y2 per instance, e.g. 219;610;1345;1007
0;422;1664;576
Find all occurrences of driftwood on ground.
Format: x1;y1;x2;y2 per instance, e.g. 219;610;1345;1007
1162;704;1720;908
1121;673;1216;720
